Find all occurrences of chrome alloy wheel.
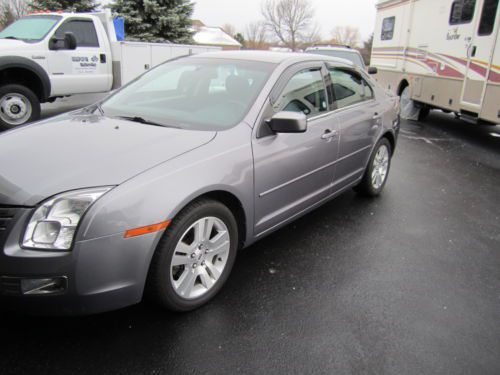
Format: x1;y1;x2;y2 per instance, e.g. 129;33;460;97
170;217;230;299
371;144;390;190
0;93;32;126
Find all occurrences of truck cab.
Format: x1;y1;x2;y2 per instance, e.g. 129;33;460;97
0;12;114;130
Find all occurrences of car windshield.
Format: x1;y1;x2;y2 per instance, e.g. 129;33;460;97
101;57;276;131
308;50;365;68
0;15;62;42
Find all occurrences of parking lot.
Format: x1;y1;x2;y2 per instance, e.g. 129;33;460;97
0;111;499;374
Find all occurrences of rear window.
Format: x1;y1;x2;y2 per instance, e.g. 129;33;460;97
307;49;365;68
478;0;498;36
449;0;476;24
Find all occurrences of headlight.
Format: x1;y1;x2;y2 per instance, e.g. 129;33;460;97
22;187;113;251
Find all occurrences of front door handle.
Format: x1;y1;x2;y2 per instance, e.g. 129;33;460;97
321;129;338;140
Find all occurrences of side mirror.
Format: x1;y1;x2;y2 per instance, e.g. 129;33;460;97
50;32;77;50
266;111;307;133
368;66;378;75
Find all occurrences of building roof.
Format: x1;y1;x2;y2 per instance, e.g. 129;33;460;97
193;25;241;47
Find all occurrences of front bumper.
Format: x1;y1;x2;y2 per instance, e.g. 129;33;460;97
0;207;160;316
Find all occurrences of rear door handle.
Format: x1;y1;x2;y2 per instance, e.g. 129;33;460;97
321;129;338;140
373;112;381;121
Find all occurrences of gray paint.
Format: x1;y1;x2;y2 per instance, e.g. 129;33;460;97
0;51;399;314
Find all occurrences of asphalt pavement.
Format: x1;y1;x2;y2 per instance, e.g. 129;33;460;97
0;112;499;375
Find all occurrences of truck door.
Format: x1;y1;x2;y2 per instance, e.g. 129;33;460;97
47;18;112;96
461;0;499;109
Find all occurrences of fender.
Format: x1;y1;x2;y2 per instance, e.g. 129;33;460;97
0;56;51;100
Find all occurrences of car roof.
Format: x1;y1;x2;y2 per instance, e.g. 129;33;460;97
306;46;361;54
192;50;356;67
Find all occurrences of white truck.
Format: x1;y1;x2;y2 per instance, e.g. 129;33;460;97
371;0;499;124
0;10;219;129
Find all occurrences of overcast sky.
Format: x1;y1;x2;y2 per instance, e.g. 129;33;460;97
193;0;378;42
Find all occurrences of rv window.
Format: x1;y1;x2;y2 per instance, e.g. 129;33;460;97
449;0;476;25
478;0;498;36
381;16;395;40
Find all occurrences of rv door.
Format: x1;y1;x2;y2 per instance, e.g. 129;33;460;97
460;0;499;108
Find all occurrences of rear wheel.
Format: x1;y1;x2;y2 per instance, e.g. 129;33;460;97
356;138;392;197
146;199;238;312
0;84;41;131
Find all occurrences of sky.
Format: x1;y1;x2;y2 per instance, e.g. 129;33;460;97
193;0;378;42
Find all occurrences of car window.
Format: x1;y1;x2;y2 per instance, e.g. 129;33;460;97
381;16;396;40
101;58;275;131
328;68;374;108
55;20;99;47
274;68;327;118
478;0;498;35
450;0;476;24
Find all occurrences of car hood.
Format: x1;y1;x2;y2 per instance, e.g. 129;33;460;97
0;39;30;50
0;114;216;206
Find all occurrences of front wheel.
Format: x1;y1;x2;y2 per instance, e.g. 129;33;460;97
355;138;392;197
146;199;238;312
0;84;41;130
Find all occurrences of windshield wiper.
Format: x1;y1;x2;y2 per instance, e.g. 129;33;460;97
2;36;19;40
113;115;180;129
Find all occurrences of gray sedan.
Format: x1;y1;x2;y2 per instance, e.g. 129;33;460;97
0;51;400;315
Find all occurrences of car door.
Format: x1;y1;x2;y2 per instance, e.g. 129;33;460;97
326;65;383;192
252;63;340;237
47;18;112;96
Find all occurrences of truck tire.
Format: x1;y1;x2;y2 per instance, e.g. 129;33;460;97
0;84;41;131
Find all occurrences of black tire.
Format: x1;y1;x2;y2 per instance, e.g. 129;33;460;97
418;106;430;121
146;199;239;312
0;84;41;131
355;138;392;197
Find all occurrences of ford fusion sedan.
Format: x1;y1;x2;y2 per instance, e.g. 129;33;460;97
0;51;400;315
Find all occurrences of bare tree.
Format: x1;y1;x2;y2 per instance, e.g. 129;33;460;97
261;0;318;51
222;23;236;38
331;26;361;47
0;0;28;30
245;21;268;50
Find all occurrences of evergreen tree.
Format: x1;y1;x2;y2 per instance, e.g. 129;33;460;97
234;32;245;48
111;0;194;43
29;0;98;12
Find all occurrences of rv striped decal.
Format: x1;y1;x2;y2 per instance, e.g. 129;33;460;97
372;47;500;83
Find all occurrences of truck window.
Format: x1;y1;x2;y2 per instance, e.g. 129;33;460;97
381;16;395;41
55;20;99;47
478;0;499;36
449;0;476;24
0;15;61;42
328;68;374;109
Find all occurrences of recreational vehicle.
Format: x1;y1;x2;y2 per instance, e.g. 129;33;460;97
371;0;499;124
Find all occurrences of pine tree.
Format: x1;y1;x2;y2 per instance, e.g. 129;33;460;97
111;0;194;43
29;0;98;12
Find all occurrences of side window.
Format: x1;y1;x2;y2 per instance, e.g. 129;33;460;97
450;0;476;25
478;0;498;36
55;20;99;47
328;68;374;108
381;16;395;41
274;69;327;118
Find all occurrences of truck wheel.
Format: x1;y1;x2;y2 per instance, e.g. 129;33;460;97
0;84;41;130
